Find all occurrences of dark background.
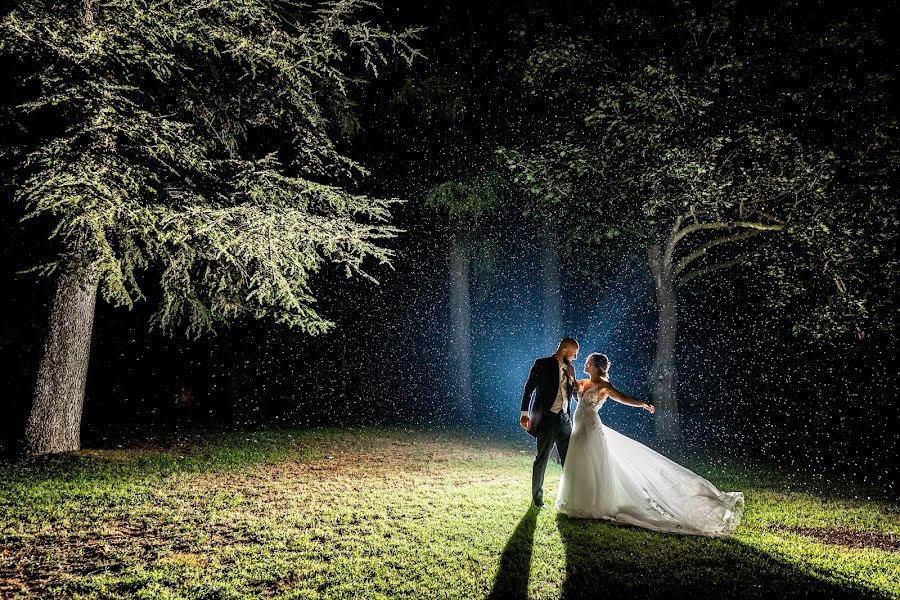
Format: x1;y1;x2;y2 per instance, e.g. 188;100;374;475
1;1;896;491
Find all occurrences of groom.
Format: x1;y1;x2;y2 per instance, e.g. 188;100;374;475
520;337;579;508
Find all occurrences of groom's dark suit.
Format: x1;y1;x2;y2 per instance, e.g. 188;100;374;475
522;355;577;506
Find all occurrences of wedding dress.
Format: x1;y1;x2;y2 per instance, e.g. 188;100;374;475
555;383;744;536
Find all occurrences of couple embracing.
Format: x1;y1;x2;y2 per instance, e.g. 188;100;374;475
521;337;743;537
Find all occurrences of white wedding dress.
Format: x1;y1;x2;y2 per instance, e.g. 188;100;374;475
555;383;744;536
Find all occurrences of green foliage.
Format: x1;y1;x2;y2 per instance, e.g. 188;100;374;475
424;170;507;298
393;75;468;124
424;170;505;221
1;0;421;337
756;8;900;338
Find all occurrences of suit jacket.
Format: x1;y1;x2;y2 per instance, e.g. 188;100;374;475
521;355;576;437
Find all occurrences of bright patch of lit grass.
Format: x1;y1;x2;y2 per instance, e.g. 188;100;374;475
1;427;897;599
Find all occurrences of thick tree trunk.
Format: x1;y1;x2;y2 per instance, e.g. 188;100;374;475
648;243;680;441
24;269;99;456
22;0;101;457
540;233;562;350
449;236;472;420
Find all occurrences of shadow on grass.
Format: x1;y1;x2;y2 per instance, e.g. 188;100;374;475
488;505;540;599
554;513;889;599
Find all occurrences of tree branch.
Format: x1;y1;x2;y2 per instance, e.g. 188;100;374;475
674;228;767;276
673;220;784;247
676;241;771;289
662;214;687;266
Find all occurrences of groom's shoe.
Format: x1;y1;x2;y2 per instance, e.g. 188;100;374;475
533;501;548;510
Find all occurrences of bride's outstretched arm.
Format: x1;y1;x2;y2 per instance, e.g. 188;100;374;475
605;385;656;413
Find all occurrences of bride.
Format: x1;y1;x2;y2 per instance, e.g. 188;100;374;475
555;352;744;536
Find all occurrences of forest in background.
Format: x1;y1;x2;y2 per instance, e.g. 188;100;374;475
0;0;896;487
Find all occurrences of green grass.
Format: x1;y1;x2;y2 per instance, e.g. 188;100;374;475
1;426;897;599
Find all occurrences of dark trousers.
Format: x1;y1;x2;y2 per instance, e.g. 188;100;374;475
532;409;571;506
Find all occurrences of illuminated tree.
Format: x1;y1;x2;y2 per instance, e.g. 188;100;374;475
1;0;419;455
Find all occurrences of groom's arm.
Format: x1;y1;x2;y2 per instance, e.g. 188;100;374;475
521;360;540;416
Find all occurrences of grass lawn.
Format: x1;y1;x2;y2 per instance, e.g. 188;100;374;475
1;426;897;599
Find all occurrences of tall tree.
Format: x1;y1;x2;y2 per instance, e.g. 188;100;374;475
500;2;897;440
425;171;504;420
1;0;419;456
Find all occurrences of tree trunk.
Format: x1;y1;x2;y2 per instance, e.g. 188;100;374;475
541;232;562;350
648;243;680;441
449;235;472;420
24;269;99;456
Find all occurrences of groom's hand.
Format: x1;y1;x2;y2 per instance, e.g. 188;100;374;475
520;415;530;430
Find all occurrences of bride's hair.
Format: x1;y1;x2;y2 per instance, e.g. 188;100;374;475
589;353;611;377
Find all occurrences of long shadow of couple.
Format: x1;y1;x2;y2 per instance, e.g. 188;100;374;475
487;505;886;599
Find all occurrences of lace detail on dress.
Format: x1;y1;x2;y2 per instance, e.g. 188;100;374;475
578;384;605;408
573;385;605;432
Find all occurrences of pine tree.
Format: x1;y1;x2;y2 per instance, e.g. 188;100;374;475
1;0;420;456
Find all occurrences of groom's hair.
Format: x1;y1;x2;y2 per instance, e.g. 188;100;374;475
558;337;579;349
